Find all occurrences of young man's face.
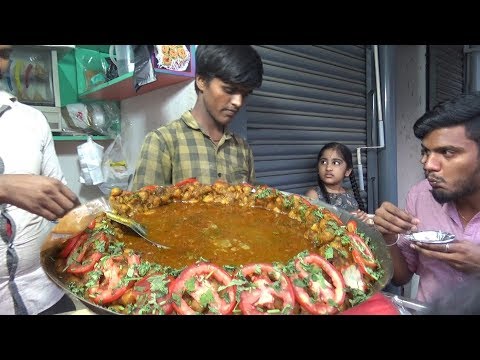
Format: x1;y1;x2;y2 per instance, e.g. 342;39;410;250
421;124;480;203
0;45;12;80
197;76;252;127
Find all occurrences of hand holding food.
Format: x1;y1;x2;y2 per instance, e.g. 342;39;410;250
373;201;420;236
0;174;80;221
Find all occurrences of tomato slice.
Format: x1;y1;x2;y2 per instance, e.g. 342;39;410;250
170;262;236;315
174;178;198;187
236;263;296;315
66;232;108;275
346;220;357;233
348;233;377;269
87;219;96;230
127;274;174;315
291;253;346;315
67;252;103;275
58;232;83;259
140;185;160;192
87;253;141;305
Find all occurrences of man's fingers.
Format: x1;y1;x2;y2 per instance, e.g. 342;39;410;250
374;221;407;236
59;183;81;207
33;206;58;222
411;243;451;261
43;179;80;217
374;202;418;234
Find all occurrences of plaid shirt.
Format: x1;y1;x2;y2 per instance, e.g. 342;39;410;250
132;111;255;190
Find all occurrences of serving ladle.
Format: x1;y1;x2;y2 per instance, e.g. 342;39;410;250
105;211;170;250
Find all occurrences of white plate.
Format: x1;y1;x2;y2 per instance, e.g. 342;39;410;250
404;230;455;244
154;45;191;72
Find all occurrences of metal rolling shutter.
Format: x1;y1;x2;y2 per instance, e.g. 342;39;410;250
246;45;368;196
428;45;465;110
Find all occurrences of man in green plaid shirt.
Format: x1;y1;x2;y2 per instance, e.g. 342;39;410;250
132;45;264;190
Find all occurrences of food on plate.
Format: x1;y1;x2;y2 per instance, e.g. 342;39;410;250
404;230;455;244
44;180;388;315
154;45;190;72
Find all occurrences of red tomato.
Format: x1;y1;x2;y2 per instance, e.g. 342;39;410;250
66;232;108;275
346;220;357;233
140;185;159;192
128;274;174;315
174;177;198;187
348;233;377;268
291;253;346;315
87;219;96;230
87;253;141;305
241;182;254;188
58;232;83;259
170;262;236;315
236;263;296;315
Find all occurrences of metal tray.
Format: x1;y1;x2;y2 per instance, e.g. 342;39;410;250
298;194;394;292
40;191;394;315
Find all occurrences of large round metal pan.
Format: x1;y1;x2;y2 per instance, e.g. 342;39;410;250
40;191;393;315
300;194;393;291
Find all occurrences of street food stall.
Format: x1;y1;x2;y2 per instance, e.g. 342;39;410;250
40;180;412;315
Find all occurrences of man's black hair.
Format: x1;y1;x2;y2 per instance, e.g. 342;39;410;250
194;45;263;93
414;92;480;149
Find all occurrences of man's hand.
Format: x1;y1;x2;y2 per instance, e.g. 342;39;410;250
0;174;80;221
411;240;480;274
373;201;420;236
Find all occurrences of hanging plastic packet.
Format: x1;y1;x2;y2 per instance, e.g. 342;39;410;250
77;135;105;185
133;45;156;92
98;134;133;195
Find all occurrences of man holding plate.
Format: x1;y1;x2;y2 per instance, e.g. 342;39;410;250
373;92;480;305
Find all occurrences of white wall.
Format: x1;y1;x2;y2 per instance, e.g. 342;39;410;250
395;45;428;299
120;79;196;172
55;79;196;203
395;45;427;209
55;140;112;202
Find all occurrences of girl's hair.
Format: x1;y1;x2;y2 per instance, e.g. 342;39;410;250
316;142;366;212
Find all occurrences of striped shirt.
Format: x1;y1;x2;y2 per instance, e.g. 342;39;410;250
132;110;255;190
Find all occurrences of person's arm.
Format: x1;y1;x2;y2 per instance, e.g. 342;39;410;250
131;131;172;190
0;174;79;220
1;108;80;220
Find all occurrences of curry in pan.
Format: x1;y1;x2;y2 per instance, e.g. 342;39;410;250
46;179;388;315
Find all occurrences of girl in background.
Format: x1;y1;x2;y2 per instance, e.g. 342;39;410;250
305;142;371;223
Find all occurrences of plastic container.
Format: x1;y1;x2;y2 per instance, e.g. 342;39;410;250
109;45;134;76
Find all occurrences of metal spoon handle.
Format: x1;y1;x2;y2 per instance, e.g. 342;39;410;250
105;212;170;250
